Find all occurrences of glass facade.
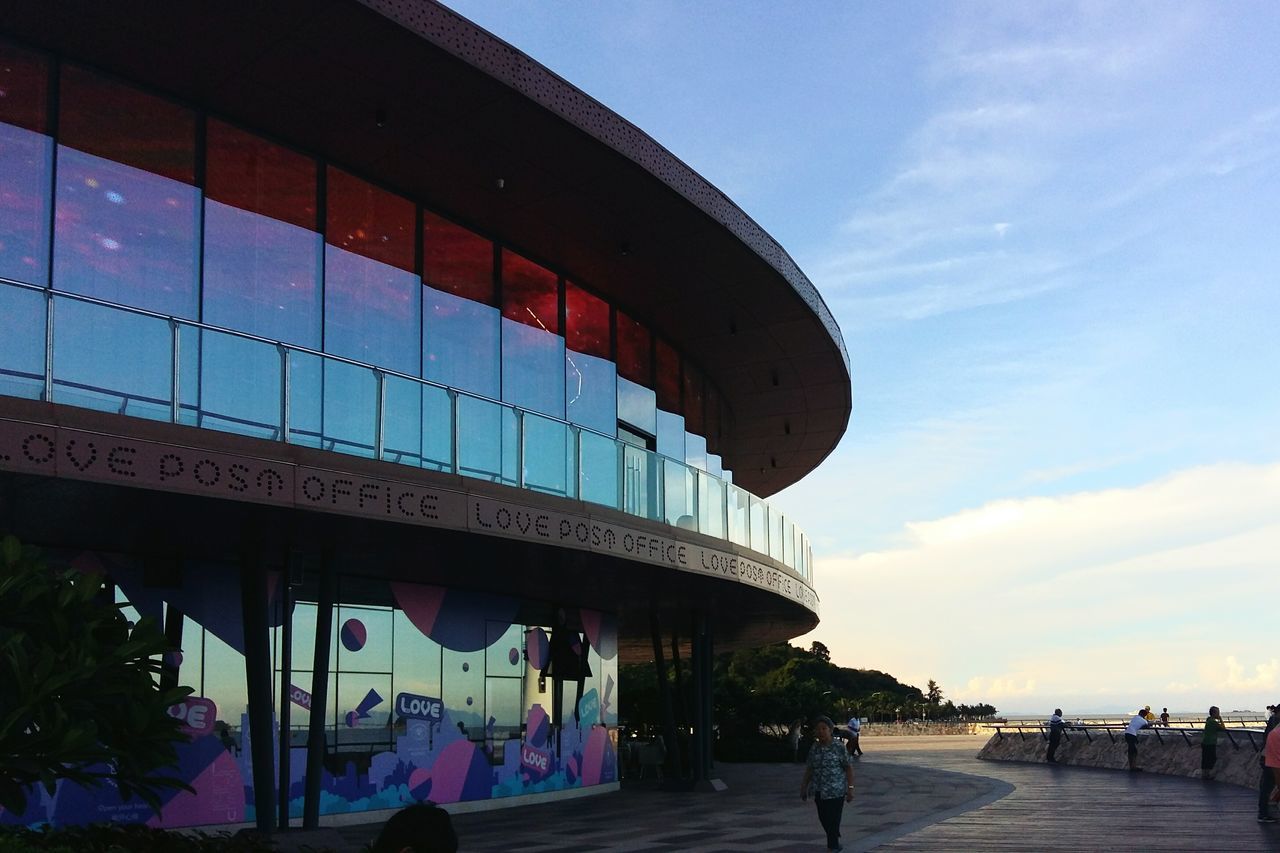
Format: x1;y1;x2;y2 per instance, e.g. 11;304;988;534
0;39;810;579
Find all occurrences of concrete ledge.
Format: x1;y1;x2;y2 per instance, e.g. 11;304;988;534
978;729;1264;789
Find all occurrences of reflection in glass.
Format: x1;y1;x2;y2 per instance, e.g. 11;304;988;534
198;330;282;439
749;496;767;556
664;458;696;530
424;286;499;397
203;200;321;347
335;673;393;751
655;409;684;461
623;445;662;521
579;431;619;509
337;605;393;674
501;318;564;418
565;349;616;436
0;283;45;399
393;606;443;699
727;485;750;548
53;147;200;318
442;648;484;734
615;309;651;386
565;281;608;359
685;431;708;473
783;521;796;568
0;123;52;285
324;245;420;376
617;376;656;438
51;296;171;420
287;350;324;448
698;472;725;538
768;506;784;562
421;384;453;472
422;211;493;305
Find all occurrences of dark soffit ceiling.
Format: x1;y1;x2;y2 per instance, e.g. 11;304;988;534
1;0;852;497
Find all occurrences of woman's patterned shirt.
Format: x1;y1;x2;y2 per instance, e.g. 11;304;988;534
806;740;851;799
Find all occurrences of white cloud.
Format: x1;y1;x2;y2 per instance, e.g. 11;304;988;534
803;461;1280;712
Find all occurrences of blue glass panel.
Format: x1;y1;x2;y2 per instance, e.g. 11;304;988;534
322;360;377;458
424;285;499;397
51;296;170;420
382;374;422;467
617;376;656;438
565;349;615;436
0;283;45;399
727;485;750;547
198;329;282;439
0;123;52;285
324;245;420;376
202;200;321;347
783;520;796;568
52;147;199;318
749;496;767;555
698;472;725;539
457;394;517;485
706;453;723;478
664;458;696;529
623;445;662;521
768;506;784;562
579;431;618;509
501;318;564;418
421;384;453;472
655;409;684;461
288;349;323;448
685;431;708;473
522;413;573;498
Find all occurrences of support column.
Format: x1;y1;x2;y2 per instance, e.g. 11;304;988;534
649;607;682;781
303;555;335;829
277;568;293;829
160;605;184;691
240;543;276;835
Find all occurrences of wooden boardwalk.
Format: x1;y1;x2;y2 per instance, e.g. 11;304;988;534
317;737;1277;852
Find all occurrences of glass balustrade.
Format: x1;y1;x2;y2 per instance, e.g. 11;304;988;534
0;278;815;587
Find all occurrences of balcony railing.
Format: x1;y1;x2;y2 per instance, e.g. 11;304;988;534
0;277;814;582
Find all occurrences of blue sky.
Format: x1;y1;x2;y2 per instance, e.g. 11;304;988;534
439;1;1280;714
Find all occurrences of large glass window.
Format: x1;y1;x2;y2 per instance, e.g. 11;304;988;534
0;42;51;286
500;249;563;418
564;282;615;435
0;282;45;398
682;361;705;436
617;376;656;439
655;338;681;413
53;66;198;318
423;212;498;396
203;120;320;346
324;167;418;375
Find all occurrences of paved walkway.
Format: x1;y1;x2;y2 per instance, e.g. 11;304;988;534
288;735;1275;852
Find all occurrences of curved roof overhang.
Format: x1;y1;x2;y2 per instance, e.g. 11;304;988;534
2;0;851;497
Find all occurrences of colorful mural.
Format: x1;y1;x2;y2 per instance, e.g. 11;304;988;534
0;554;618;829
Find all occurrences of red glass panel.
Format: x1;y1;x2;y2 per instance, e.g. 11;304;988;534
0;40;48;133
565;281;609;358
423;210;494;305
501;249;559;334
326;166;414;272
615;309;651;387
655;338;681;413
206;119;316;231
59;65;194;184
683;362;705;435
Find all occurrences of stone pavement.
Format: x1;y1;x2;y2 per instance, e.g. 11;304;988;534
277;735;1274;852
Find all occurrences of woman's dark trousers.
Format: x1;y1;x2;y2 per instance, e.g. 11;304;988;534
815;796;845;849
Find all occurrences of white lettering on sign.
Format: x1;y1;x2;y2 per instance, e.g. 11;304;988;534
396;692;444;722
297;468;466;530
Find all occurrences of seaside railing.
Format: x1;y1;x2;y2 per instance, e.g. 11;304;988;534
988;721;1267;750
0;277;813;584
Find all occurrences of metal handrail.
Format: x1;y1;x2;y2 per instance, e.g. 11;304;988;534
988;722;1265;750
0;276;817;585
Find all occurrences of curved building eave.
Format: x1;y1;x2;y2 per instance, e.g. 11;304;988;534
1;0;851;496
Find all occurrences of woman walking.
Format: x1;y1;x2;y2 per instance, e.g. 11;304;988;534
800;715;855;851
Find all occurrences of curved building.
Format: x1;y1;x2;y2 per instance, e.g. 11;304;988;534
0;0;850;832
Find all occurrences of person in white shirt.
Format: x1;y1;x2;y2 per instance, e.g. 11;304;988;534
846;716;862;757
1125;709;1152;771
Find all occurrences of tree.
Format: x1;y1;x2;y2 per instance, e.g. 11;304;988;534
926;679;944;706
808;641;831;662
0;536;193;814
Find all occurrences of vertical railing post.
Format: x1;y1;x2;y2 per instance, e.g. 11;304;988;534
569;425;580;500
515;409;525;488
280;346;291;444
448;389;459;474
43;289;54;403
169;318;181;424
373;369;385;460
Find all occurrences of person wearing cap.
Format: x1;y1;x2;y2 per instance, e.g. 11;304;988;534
800;715;855;851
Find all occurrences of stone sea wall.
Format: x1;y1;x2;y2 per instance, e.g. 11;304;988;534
978;728;1266;789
